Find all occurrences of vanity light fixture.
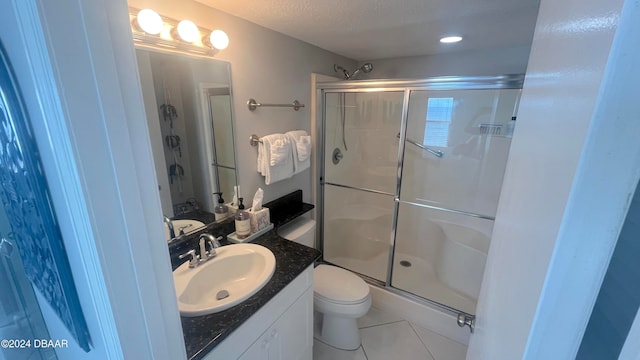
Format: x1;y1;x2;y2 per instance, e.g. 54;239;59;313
135;9;163;35
208;30;229;50
176;20;200;43
440;36;463;43
129;7;229;57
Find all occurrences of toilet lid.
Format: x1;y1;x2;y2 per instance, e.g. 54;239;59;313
314;265;369;304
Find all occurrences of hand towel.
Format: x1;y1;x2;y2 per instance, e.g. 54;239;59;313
259;134;294;184
269;134;291;166
285;130;312;174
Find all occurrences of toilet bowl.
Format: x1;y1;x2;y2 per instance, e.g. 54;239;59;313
278;217;372;350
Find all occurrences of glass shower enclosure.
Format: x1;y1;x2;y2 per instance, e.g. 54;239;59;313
318;75;523;318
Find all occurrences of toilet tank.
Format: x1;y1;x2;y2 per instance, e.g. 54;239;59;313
277;217;316;248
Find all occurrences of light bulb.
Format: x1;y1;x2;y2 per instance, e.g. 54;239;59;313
177;20;199;43
209;30;229;50
440;36;463;43
136;9;163;35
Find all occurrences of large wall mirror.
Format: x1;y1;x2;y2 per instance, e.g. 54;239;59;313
135;48;238;240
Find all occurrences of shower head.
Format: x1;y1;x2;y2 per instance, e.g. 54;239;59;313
361;63;373;73
334;63;374;80
350;63;373;79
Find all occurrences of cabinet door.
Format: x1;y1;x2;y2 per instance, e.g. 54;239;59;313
238;287;313;360
274;287;313;360
238;334;268;360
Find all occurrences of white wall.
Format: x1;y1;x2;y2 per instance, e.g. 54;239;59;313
128;0;357;204
467;0;635;358
361;45;532;79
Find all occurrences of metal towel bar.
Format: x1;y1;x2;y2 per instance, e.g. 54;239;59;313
247;98;305;111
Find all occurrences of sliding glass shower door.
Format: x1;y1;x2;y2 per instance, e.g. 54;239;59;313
320;76;523;317
392;88;520;314
322;91;404;281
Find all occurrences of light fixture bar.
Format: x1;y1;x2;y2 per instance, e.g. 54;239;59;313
129;7;228;57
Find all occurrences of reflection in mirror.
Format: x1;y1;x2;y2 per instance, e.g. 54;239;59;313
135;49;238;240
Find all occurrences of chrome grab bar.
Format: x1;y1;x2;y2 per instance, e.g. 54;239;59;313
396;133;444;158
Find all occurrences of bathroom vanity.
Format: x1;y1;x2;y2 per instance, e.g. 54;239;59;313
170;191;318;360
208;263;313;360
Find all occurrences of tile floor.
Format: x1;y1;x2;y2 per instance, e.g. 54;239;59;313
313;307;467;360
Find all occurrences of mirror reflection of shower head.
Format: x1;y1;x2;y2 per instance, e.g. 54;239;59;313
334;63;374;80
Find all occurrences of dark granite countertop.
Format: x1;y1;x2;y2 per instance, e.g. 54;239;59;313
263;190;314;229
180;230;320;360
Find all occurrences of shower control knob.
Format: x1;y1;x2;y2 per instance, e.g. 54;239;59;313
332;148;343;164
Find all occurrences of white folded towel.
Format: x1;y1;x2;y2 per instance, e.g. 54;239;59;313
269;135;291;166
257;134;294;185
285;130;311;174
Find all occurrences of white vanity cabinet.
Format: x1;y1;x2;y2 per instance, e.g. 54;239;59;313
203;265;313;360
238;287;312;360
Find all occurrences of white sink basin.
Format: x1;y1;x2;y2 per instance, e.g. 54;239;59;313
173;243;276;316
165;219;205;241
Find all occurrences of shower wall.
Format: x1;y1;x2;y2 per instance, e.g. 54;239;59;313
324;92;403;193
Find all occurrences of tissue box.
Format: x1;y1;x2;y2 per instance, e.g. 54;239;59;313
249;208;271;233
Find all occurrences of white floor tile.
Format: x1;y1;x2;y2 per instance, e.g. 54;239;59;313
360;321;434;360
357;306;404;329
313;339;367;360
411;323;468;360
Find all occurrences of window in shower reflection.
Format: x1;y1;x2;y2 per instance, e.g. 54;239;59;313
423;97;453;147
402;89;520;218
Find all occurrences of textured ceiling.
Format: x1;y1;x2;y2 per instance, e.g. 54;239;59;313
195;0;540;61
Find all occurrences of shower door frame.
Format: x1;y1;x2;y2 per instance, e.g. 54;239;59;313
316;74;524;319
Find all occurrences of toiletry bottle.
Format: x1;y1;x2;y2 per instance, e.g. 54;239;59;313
214;192;229;221
234;198;251;239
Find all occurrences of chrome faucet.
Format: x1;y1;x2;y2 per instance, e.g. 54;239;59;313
163;216;176;239
178;234;222;269
178;224;193;236
200;234;222;260
178;249;199;268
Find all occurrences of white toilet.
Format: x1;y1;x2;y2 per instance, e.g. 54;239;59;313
278;217;371;350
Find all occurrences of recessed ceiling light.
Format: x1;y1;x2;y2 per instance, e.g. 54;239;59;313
440;36;463;43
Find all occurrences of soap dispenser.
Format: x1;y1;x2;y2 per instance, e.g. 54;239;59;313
234;198;251;239
213;192;229;221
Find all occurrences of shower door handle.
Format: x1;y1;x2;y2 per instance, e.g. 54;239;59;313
396;133;444;158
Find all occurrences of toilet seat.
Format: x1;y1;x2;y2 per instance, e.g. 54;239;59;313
314;265;370;304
